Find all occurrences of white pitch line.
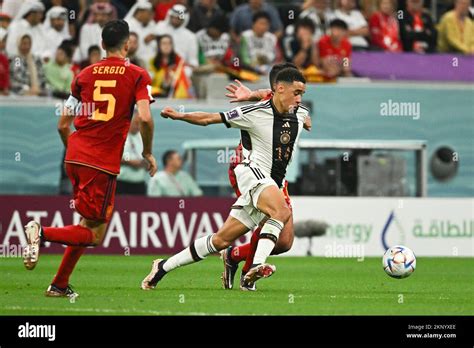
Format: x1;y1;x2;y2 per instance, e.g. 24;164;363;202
3;305;232;316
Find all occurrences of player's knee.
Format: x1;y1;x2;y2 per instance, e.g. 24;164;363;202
272;205;291;224
211;235;231;251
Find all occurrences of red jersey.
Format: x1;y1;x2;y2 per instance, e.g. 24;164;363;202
65;57;153;175
318;35;352;62
369;12;402;52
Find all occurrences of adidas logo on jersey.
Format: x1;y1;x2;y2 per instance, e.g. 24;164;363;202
283;122;290;128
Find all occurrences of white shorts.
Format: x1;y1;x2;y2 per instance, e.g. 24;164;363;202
229;163;278;230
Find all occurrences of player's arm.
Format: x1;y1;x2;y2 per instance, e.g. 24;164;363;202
161;106;222;126
136;99;157;176
58;93;80;147
225;79;271;103
57;109;75;147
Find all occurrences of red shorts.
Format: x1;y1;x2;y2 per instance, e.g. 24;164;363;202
65;162;117;223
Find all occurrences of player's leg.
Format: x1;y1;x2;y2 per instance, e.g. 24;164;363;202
240;215;294;291
44;218;109;297
243;185;291;285
22;164;114;271
44;218;108;297
141;215;250;290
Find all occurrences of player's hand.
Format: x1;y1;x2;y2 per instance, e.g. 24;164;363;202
303;116;312;132
160;106;182;120
225;79;252;103
142;153;158;177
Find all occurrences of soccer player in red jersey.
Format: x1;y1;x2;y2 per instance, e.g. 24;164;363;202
222;63;312;290
22;20;157;297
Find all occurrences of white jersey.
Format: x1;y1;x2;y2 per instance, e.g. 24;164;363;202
220;99;309;187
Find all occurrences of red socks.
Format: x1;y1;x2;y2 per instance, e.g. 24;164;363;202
230;226;264;264
52;246;86;289
230;243;250;263
242;227;262;273
43;225;95;246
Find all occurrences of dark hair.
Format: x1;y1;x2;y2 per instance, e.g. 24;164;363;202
275;67;306;85
162;150;178;167
153;34;178;69
252;11;271;24
329;19;348;30
129;31;139;39
269;62;298;91
87;45;101;56
208;15;229;33
58;42;73;59
295;17;316;34
101;19;130;51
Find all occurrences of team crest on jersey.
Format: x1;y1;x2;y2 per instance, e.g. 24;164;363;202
280;130;291;144
228;109;240;120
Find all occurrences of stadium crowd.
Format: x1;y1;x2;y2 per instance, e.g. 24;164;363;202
0;0;472;98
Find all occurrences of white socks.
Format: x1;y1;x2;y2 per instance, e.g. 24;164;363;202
252;218;284;265
163;235;217;272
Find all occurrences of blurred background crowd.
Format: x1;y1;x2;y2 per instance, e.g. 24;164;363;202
0;0;472;99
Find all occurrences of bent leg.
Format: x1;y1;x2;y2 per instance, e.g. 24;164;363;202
162;216;249;273
251;185;291;265
272;214;294;255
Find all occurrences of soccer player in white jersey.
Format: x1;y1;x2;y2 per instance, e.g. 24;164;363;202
141;68;309;290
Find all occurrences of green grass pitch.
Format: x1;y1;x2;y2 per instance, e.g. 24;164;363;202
1;255;473;315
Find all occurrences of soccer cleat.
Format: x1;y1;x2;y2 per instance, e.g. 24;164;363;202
243;263;276;287
141;259;167;290
239;272;256;291
45;284;79;298
220;246;238;289
23;221;43;270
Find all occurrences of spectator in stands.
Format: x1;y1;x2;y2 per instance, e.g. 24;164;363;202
117;114;148;195
398;0;437;53
2;0;24;19
72;2;112;63
43;43;73;99
240;11;278;74
0;12;12;30
72;45;101;75
369;0;402;51
124;0;157;67
437;0;474;54
42;6;71;60
149;34;183;97
283;17;319;69
148;150;203;197
0;28;10;95
318;19;353;78
154;5;199;69
127;32;146;69
9;34;47;95
196;14;230;66
84;0;118;23
230;0;283;40
154;0;179;22
299;0;335;42
187;0;225;33
334;0;369;50
6;1;47;58
42;0;83;43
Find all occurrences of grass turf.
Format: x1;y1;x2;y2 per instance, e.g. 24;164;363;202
0;255;472;316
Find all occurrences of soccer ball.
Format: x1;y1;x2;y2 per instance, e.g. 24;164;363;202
382;245;416;279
